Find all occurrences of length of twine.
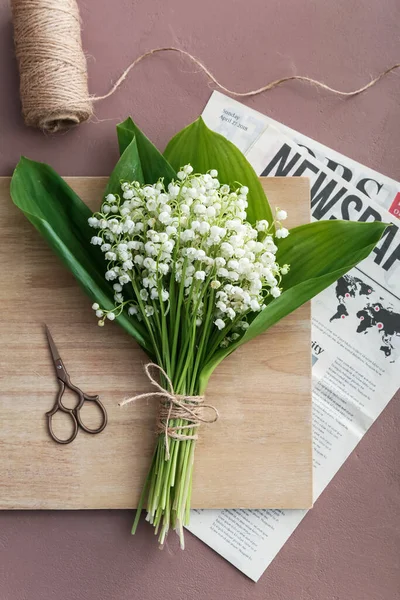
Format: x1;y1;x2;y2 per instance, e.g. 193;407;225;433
93;47;400;102
119;363;219;460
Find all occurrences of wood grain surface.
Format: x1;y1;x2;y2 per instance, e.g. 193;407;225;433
0;176;312;510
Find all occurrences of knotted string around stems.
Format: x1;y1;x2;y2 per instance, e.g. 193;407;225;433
119;363;219;459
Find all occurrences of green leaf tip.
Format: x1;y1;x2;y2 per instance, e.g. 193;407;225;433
116;117;176;185
164;116;274;228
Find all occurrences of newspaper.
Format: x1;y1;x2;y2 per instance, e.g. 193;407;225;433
186;92;400;581
201;91;400;218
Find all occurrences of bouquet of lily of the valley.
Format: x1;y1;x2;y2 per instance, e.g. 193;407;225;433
11;117;386;547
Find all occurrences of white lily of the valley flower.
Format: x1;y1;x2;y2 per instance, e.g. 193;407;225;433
88;165;289;335
270;286;281;298
214;318;225;330
276;208;287;221
275;227;289;239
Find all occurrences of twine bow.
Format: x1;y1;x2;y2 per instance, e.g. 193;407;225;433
119;363;219;459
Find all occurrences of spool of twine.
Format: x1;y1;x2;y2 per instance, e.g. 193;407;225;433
11;0;92;132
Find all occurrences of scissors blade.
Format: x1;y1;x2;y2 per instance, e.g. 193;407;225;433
44;324;62;365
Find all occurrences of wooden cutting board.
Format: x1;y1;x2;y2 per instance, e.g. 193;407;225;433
0;176;312;510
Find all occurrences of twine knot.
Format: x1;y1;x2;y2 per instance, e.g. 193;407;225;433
119;363;219;459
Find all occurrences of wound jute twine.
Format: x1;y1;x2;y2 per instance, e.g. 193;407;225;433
119;364;219;459
10;0;400;133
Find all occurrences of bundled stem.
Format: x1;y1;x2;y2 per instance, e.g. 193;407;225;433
89;168;289;545
132;427;197;547
125;361;218;546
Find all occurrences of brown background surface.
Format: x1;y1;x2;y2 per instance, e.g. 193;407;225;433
0;0;399;598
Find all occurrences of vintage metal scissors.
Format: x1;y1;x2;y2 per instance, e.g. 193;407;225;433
45;325;107;444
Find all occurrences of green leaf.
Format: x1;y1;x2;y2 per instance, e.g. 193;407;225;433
198;219;387;392
117;117;176;184
11;157;153;356
105;133;144;196
274;220;387;289
164;117;274;228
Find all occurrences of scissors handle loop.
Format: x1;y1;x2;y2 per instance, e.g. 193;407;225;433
46;382;79;444
75;394;108;434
